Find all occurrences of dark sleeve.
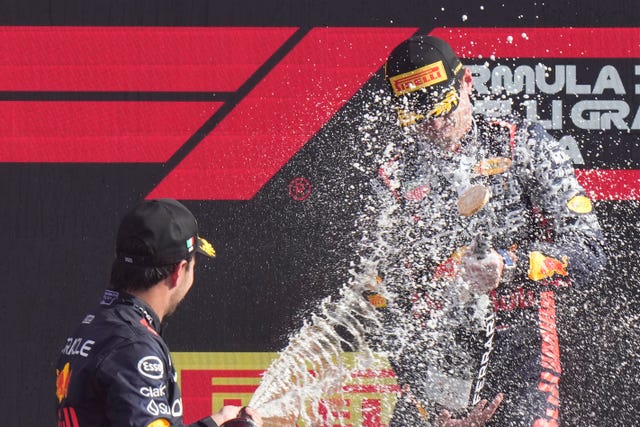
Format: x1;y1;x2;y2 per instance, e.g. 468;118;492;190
514;122;607;286
96;340;217;427
193;417;218;427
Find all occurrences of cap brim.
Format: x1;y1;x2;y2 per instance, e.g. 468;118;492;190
426;79;461;118
415;78;460;116
196;236;216;258
395;78;460;127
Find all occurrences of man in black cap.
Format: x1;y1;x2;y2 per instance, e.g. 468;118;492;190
55;198;263;427
364;35;606;425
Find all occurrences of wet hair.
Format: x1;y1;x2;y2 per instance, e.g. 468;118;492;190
110;238;194;293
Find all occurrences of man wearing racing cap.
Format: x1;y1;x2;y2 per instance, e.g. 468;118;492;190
55;198;263;427
366;35;607;425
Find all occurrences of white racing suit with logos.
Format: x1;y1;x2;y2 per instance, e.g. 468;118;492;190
365;115;607;426
55;290;217;427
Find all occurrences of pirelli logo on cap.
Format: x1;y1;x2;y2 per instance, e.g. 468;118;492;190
389;61;448;96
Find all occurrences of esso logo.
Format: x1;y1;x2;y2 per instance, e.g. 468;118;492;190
137;356;164;380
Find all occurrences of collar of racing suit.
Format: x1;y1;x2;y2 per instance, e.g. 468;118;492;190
413;117;478;160
99;289;163;335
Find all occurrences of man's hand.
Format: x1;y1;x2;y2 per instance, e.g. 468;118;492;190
461;248;504;294
212;405;242;425
242;407;263;426
437;393;504;426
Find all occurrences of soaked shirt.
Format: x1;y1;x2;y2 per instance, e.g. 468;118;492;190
370;115;607;426
55;290;216;427
376;116;605;284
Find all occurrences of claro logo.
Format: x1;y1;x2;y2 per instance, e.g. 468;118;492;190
138;356;164;380
140;384;167;398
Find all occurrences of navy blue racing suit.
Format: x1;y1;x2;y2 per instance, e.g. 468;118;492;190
366;115;607;426
55;290;217;427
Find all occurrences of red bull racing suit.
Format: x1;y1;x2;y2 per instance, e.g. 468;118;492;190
55;290;217;427
368;115;607;426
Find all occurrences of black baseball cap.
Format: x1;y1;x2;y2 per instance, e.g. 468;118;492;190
116;198;216;267
384;35;465;125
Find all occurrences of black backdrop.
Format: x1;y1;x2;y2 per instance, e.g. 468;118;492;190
0;0;638;425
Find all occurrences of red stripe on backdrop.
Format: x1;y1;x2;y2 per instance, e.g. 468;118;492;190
430;27;640;58
0;101;221;162
0;27;296;92
576;169;640;201
199;370;265;377
148;27;419;200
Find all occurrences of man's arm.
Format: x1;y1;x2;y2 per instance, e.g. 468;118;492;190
97;341;219;427
438;393;504;426
515;122;607;286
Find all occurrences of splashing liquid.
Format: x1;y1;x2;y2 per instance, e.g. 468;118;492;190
250;91;503;425
249;198;402;426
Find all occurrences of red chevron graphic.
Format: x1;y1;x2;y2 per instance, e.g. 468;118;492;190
148;27;418;200
0;26;296;162
0;101;221;162
0;26;296;91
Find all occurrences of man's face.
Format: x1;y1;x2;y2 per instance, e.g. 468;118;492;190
417;75;474;152
419;88;473;151
167;256;196;317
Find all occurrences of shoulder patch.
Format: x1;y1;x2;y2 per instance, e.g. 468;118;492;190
56;362;72;403
100;289;119;306
567;195;593;213
473;157;512;176
147;419;170;427
404;181;431;201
